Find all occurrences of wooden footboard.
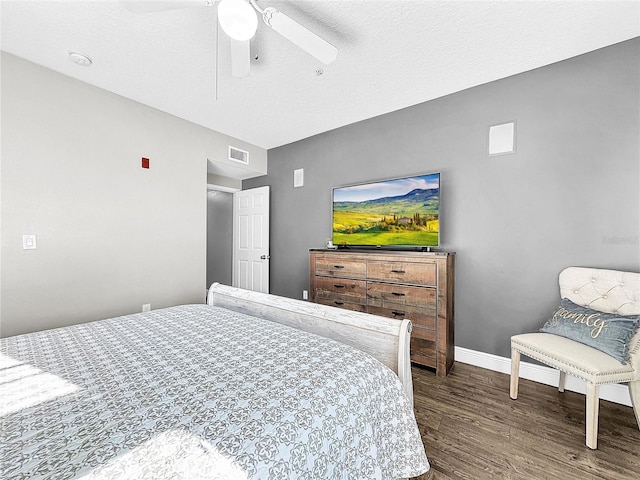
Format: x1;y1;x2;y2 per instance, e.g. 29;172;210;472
207;283;414;406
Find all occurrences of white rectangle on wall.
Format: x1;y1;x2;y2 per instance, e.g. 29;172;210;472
488;121;516;155
294;168;304;188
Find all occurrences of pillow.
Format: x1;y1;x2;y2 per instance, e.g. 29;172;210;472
539;298;640;364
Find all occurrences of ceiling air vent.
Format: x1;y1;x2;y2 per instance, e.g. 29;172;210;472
228;146;249;165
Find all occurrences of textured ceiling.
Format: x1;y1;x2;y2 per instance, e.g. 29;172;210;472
1;1;639;150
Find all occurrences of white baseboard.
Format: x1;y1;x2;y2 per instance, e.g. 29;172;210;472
454;346;632;407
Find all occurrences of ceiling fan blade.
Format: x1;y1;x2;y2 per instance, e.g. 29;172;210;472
120;0;213;14
261;7;337;65
230;39;251;78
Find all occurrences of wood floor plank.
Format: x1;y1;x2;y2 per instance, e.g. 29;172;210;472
421;431;506;480
410;362;639;480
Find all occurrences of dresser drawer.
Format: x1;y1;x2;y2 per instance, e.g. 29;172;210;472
316;296;367;313
315;276;366;304
366;282;436;330
410;327;436;366
368;306;436;330
367;260;436;285
366;282;436;308
315;257;366;278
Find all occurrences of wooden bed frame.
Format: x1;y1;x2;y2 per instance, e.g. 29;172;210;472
207;283;414;406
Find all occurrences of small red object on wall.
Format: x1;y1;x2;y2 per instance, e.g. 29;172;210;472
142;157;149;169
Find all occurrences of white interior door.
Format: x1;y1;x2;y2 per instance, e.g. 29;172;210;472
233;186;270;293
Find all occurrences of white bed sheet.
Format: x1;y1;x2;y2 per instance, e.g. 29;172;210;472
1;304;429;479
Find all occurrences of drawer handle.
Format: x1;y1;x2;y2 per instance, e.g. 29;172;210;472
334;284;345;289
391;292;405;297
334;301;345;306
391;269;405;274
333;265;345;269
391;310;406;317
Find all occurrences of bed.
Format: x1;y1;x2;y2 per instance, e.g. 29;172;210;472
1;283;429;479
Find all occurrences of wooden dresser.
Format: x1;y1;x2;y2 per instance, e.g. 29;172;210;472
309;249;455;377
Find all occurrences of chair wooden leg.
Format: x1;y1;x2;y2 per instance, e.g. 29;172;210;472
629;380;640;431
586;383;599;449
510;348;520;400
558;371;566;393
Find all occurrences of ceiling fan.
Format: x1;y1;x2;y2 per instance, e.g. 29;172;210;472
121;0;338;78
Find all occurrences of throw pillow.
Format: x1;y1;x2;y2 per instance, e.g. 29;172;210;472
540;297;640;364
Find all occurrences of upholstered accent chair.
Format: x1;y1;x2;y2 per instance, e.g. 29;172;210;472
510;267;640;449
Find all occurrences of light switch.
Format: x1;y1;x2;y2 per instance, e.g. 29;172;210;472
294;168;304;188
22;234;37;250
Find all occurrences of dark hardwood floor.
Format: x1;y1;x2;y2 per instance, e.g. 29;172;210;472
410;362;640;480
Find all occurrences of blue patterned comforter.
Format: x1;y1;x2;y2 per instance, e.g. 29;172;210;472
1;304;429;479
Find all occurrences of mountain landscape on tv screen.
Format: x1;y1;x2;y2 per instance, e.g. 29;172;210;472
333;188;439;246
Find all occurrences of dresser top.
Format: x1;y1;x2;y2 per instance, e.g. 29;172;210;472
309;248;455;256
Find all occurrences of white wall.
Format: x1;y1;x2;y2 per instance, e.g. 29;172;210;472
0;53;265;337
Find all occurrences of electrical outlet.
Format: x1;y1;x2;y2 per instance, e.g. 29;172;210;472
142;303;151;312
22;234;37;250
302;290;308;300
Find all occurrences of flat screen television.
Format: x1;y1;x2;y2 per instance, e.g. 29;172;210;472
331;172;440;249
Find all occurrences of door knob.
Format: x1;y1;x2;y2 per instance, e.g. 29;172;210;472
260;254;270;259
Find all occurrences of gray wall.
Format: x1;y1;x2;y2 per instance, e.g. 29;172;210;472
0;53;264;337
207;191;233;288
245;38;640;358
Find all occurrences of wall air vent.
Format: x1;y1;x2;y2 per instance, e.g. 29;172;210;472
228;146;249;165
